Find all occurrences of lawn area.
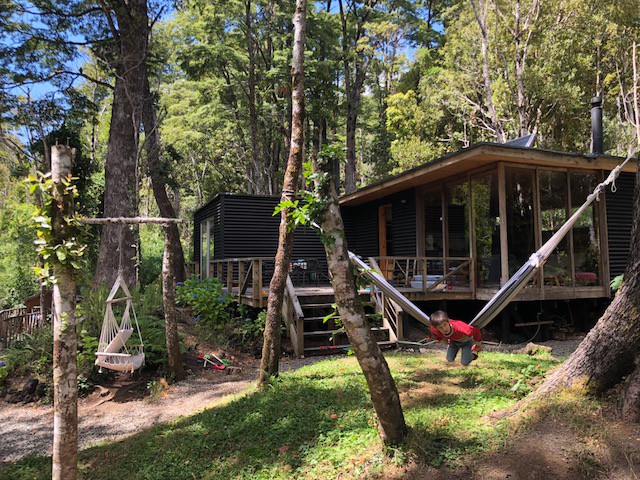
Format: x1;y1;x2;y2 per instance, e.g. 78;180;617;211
0;350;564;479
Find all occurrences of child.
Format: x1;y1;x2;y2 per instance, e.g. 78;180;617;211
429;310;482;366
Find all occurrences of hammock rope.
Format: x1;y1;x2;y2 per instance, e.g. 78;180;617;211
349;149;637;331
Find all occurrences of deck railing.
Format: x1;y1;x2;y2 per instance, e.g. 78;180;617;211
0;307;46;348
209;257;276;304
373;256;474;292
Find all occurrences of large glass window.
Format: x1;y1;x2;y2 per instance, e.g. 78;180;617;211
445;180;469;257
505;167;536;276
571;172;600;285
424;189;443;257
472;171;500;287
539;170;570;286
200;218;215;278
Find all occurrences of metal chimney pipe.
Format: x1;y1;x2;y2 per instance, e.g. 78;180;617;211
591;96;603;155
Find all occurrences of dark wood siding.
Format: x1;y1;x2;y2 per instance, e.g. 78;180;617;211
341;188;417;257
606;171;635;278
194;193;327;271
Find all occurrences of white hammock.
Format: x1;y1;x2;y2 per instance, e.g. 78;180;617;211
95;273;145;373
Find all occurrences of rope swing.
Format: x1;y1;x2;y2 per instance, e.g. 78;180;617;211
95;226;145;373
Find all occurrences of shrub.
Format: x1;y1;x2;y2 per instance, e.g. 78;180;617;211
176;276;235;327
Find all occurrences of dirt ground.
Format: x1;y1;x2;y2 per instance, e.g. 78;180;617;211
2;339;640;479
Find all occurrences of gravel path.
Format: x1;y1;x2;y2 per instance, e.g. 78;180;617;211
0;341;581;464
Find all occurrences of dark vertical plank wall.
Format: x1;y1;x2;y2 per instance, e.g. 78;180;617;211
342;188;417;257
606;171;635;279
193;193;327;264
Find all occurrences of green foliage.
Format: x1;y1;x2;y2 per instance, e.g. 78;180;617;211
139;224;165;287
26;171;87;285
77;329;99;374
136;314;170;368
610;274;624;292
176;276;235;328
0;201;39;309
0;327;54;381
241;309;266;340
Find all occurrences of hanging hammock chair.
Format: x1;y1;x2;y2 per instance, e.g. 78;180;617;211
349;149;636;330
95;273;145;373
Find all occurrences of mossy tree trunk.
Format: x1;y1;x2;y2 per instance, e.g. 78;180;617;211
51;145;79;480
311;155;407;445
259;0;308;383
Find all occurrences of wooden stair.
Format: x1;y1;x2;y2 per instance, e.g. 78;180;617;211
288;291;396;356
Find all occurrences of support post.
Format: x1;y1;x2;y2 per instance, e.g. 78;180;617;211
51;144;78;480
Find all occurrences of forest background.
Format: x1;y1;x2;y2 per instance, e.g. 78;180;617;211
1;0;639;307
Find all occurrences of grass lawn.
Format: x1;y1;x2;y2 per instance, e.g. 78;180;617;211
0;350;563;479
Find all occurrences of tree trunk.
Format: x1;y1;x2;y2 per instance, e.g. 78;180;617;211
162;225;185;381
142;74;186;283
471;0;506;143
312;156;407;446
534;163;640;412
94;0;148;288
51;145;78;480
621;362;640;422
259;0;308;384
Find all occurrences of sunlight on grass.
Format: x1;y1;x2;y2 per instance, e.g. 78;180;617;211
0;350;565;479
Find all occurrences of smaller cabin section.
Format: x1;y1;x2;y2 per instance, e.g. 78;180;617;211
194;193;329;307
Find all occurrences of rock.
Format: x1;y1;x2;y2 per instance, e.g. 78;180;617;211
34;382;46;398
514;342;553;356
5;392;22;404
21;379;39;396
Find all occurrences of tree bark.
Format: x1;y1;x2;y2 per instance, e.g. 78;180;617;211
142;74;186;283
312;154;407;445
621;362;640;422
94;0;148;288
534;162;640;414
51;145;78;480
162;224;186;381
470;0;506;143
340;0;373;194
259;0;308;384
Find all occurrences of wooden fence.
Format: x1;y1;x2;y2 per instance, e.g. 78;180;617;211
0;307;46;348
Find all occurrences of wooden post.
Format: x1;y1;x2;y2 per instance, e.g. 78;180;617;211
163;224;186;381
252;259;261;304
51;144;78;480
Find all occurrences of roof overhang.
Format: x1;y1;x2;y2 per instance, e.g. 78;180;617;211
339;143;636;206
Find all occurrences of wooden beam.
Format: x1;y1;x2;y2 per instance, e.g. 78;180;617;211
83;217;181;224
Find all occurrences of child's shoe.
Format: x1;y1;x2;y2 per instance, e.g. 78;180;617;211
471;344;479;361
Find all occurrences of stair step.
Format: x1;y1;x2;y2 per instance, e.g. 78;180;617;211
300;303;336;309
304;340;397;353
304;313;381;321
304;327;389;337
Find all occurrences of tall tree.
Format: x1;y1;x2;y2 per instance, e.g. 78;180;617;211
339;0;378;193
93;0;149;287
259;0;308;383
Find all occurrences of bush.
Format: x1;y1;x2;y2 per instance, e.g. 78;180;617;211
1;327;54;381
176;276;235;327
176;276;269;351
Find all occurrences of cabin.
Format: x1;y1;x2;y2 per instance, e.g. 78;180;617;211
193;141;636;353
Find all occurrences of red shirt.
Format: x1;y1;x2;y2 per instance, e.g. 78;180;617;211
429;319;482;344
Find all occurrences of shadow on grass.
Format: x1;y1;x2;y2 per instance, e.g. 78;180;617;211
0;377;375;480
